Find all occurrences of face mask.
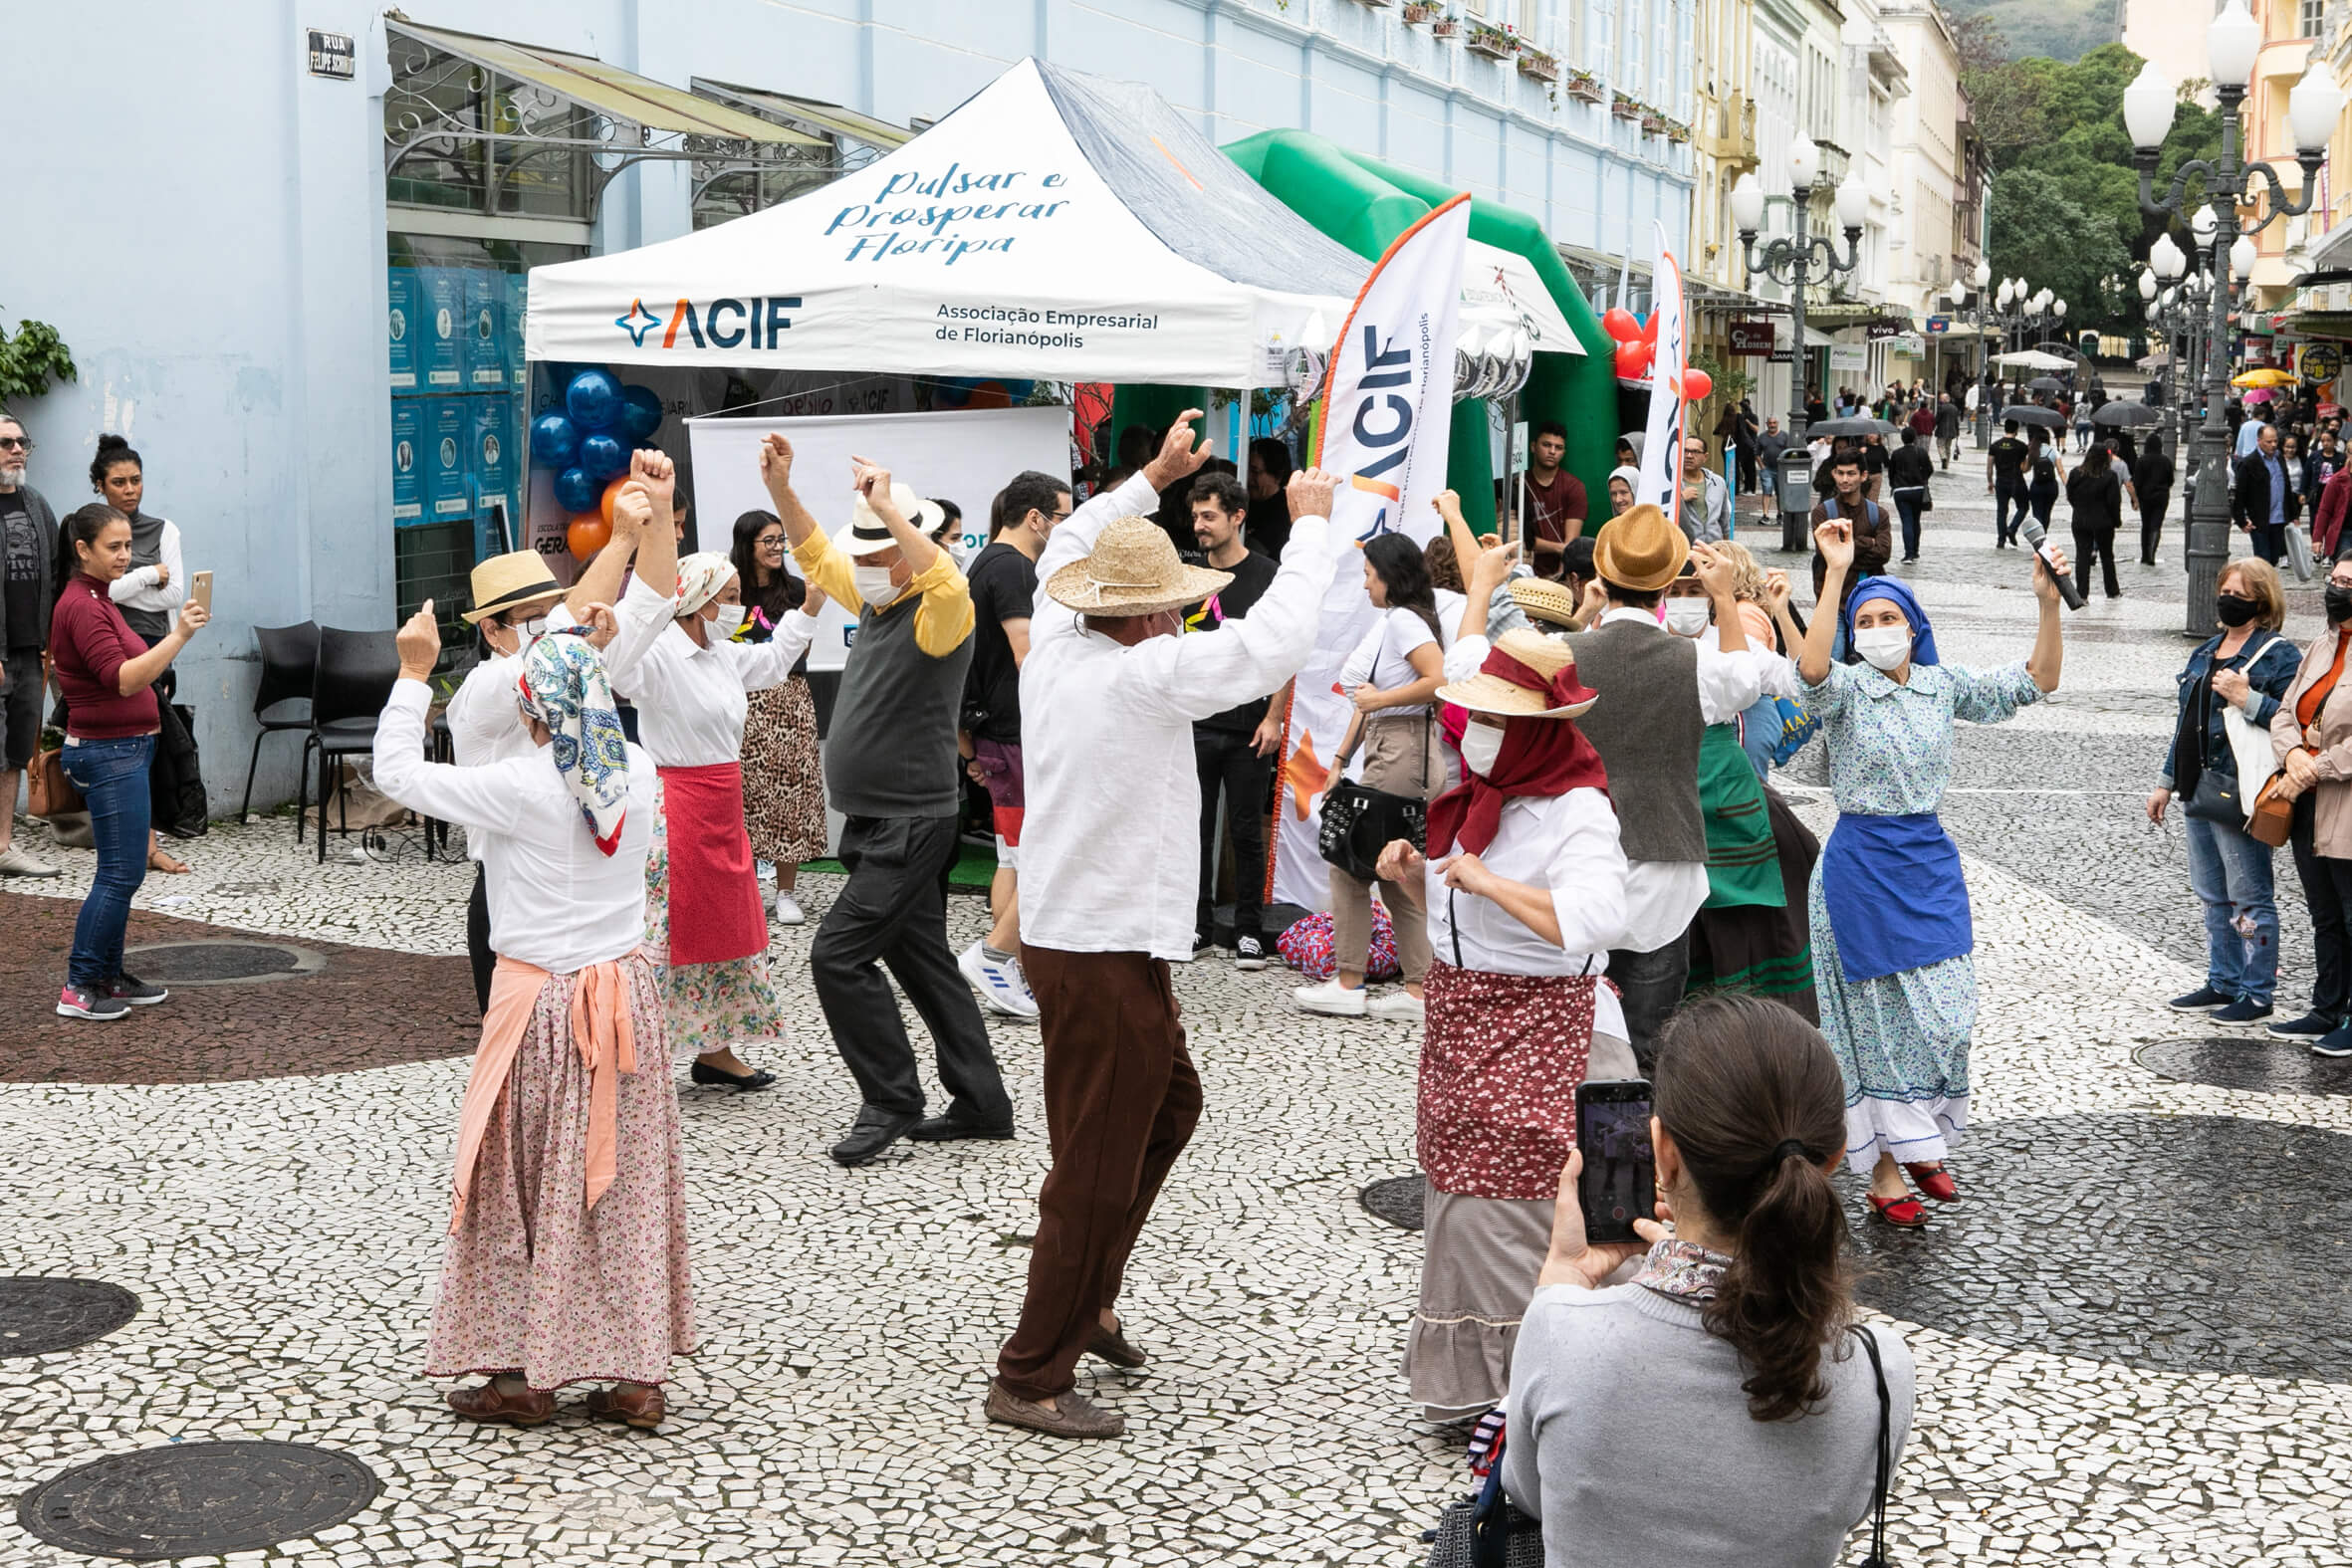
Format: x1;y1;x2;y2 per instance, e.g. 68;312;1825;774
1853;625;1913;672
2329;585;2352;624
2216;592;2260;628
853;564;899;607
707;603;748;641
1459;722;1506;778
1663;598;1711;637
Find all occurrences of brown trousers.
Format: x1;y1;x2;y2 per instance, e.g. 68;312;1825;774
996;947;1203;1402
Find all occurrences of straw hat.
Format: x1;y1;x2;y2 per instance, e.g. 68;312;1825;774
829;481;947;560
1508;576;1582;629
1436;627;1599;719
1590;503;1688;593
463;551;565;625
1045;515;1232;617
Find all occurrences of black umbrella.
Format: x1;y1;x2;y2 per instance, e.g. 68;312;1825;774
2092;401;2160;427
2025;376;2067;392
1806;416;1899;437
2000;404;2067;429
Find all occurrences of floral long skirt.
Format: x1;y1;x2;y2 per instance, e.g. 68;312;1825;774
424;953;694;1389
741;677;828;863
647;791;786;1057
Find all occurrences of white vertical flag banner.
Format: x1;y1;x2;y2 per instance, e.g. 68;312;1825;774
1633;223;1688;513
1270;194;1473;911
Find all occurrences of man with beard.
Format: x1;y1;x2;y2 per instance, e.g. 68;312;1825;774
0;413;60;876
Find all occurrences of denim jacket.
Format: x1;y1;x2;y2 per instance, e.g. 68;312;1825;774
2162;627;2301;788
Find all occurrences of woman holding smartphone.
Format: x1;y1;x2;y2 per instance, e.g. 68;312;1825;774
87;434;203;867
50;502;208;1019
1375;538;1634;1424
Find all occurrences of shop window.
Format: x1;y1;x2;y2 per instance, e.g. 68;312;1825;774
385;38;594;220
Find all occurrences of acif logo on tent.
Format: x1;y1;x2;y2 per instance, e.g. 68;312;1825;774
614;296;804;349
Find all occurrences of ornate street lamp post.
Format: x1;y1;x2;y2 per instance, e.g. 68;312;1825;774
2127;0;2341;632
1731;134;1870;551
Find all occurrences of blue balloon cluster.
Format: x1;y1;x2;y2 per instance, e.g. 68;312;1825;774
530;365;666;511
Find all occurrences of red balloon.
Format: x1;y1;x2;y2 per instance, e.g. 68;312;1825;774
1642;311;1663;342
567;514;612;560
1615;339;1653;379
1600;307;1641;343
1683;367;1713;402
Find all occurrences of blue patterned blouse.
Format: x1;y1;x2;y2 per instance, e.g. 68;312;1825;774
1799;660;2044;816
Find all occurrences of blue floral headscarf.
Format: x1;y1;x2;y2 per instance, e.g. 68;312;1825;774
516;632;631;855
1841;574;1941;667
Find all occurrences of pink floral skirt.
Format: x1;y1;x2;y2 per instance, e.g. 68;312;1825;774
424;953;695;1389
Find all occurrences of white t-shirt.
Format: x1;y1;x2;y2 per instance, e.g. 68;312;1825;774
1342;606;1440;715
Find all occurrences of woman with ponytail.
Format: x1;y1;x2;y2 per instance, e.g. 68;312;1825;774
1505;994;1915;1563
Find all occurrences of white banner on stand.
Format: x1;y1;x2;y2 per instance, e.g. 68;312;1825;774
1270;194;1472;912
1633;224;1688;514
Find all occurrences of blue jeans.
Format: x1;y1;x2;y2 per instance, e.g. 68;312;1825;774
2186;810;2278;1006
61;734;154;991
1893;491;1924;560
1995;487;2026;545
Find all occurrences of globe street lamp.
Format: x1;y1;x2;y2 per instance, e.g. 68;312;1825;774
2129;0;2341;632
1732;133;1869;550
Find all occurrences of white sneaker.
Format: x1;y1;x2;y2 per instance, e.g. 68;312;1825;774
0;845;60;877
1368;990;1425;1021
961;940;1041;1019
1294;978;1367;1016
774;892;806;927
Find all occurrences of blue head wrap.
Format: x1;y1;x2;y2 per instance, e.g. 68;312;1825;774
1841;574;1939;667
516;632;632;855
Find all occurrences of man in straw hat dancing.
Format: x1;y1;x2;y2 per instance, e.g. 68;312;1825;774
985;412;1340;1439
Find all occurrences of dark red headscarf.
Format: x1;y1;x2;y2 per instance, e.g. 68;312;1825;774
1425;646;1610;857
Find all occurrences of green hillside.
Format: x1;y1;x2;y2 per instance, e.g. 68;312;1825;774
1945;0;2121;65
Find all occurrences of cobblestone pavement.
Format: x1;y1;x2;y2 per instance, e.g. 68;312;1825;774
2;463;2349;1565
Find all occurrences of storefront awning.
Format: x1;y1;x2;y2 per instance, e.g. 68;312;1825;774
694;80;912;152
387;19;824;146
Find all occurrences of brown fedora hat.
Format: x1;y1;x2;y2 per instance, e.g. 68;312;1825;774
1590;503;1689;593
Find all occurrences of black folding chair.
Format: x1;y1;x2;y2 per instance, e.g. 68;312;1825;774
302;627;399;863
240;621;319;826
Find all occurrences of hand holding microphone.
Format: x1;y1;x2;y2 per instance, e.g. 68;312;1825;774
2017;516;2085;611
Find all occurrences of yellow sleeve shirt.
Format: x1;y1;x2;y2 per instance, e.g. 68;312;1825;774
792;530;975;658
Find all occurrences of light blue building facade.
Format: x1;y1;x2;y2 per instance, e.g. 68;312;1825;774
0;0;1690;810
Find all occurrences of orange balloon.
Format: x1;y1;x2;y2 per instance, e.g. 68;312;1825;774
567;513;612;560
599;475;632;526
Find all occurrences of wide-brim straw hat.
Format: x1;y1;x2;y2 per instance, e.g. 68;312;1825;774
1509;576;1581;629
829;481;944;560
1437;627;1599;719
1591;503;1688;593
463;551;565;625
1045;515;1232;617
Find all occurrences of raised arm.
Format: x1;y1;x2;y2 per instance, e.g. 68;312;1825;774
727;599;822;693
1037;410;1212;596
628;449;678;600
565;476;648;619
1797;519;1851;687
372;602;526;836
847;460;973;656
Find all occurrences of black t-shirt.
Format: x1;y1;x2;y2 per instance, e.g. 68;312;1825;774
1;492;42;652
963;541;1038;744
1988;437;2028;491
1244;493;1293;561
1188;548;1282;734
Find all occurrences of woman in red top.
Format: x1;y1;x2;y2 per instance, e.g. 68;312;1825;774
49;504;207;1019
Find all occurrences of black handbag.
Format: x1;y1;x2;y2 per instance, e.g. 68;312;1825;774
2181;636;2272;825
1317;715;1431;882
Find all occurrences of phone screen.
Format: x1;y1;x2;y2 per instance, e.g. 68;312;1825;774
1576;1080;1656;1244
191;570;213;614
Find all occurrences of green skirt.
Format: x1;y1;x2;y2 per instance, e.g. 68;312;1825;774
1690;783;1820;1024
1699;723;1780;911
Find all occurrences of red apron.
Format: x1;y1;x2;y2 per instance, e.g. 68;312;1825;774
657;763;767;968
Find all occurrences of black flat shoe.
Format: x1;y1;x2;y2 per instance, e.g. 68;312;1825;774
830;1107;919;1166
909;1113;1016;1143
690;1059;776;1091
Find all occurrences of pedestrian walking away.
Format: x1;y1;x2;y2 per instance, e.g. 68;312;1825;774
2134;434;2176;565
2066;443;2127;600
988;415;1338;1440
1886;430;1934;563
1798;522;2067;1228
1986;420;2030;549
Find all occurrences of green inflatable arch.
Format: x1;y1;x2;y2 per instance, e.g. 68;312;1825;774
1111;130;1618;537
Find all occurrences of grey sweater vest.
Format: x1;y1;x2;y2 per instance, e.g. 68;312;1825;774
1563;619;1707;863
823;597;972;819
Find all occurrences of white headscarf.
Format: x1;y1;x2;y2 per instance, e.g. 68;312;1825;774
674;552;736;617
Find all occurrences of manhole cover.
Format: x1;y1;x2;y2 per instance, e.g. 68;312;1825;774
0;1277;139;1358
119;941;325;987
1854;1113;2352;1382
1360;1174;1425;1231
2134;1036;2352;1097
18;1442;379;1561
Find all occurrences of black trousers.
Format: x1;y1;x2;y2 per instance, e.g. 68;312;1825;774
2291;795;2352;1020
812;812;1012;1125
2141;493;2170;562
1736;446;1759;493
2072;523;2121;598
1607;928;1690;1074
1194;726;1276;943
1994;486;2027;546
467;863;494;1014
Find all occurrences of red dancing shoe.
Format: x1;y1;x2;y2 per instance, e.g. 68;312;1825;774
1903;1163;1959;1203
1866;1193;1930;1229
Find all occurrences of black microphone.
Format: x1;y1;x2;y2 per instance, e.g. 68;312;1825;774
2017;515;2086;610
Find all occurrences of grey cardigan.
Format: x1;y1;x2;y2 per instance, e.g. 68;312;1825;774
1505;1282;1914;1567
1;483;57;651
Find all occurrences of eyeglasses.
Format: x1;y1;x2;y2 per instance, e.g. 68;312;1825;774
0;437;30;452
757;533;786;548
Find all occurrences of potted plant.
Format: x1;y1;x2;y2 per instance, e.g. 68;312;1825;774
1664;119;1691;143
1465;20;1520;57
1563;68;1605;104
1640;108;1667;133
1517;46;1561;82
1403;1;1439;20
1431;8;1463;37
1611;91;1640;119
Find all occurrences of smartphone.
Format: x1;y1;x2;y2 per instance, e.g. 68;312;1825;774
190;570;213;614
1575;1079;1656;1244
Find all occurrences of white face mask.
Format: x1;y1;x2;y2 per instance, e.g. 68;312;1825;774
706;603;747;641
1459;721;1506;778
853;563;899;607
1663;598;1711;637
1853;624;1913;672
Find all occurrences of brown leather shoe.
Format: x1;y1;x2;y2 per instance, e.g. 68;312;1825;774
585;1383;667;1430
985;1378;1125;1439
1086;1319;1147;1369
445;1379;555;1426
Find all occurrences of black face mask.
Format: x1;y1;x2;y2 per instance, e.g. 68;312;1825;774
2217;593;2260;628
2329;586;2352;624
